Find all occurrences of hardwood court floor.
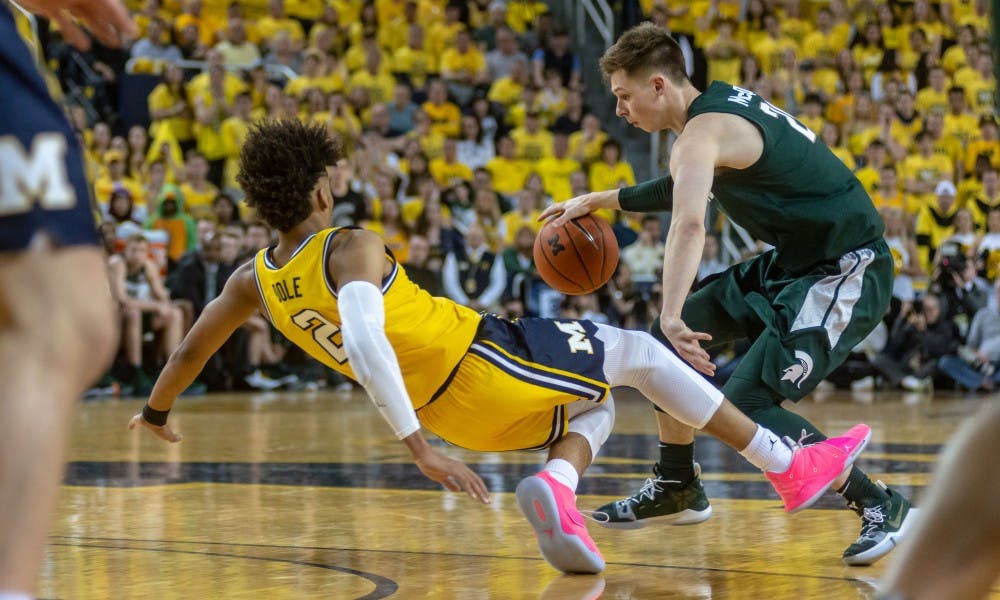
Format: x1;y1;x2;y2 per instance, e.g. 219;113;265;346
45;387;1000;599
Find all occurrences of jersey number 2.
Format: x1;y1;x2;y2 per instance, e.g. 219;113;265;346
292;309;348;364
758;101;817;143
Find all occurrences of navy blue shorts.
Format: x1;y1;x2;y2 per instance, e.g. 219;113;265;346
0;3;97;250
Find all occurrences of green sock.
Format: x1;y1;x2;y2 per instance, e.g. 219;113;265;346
837;466;890;510
657;442;695;483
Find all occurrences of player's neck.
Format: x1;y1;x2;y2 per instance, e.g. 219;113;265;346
272;215;327;266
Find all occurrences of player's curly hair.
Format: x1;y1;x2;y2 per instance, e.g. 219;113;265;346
237;120;343;232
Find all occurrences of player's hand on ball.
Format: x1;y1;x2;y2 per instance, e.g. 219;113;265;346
414;450;491;504
128;413;183;443
539;195;594;228
661;316;716;377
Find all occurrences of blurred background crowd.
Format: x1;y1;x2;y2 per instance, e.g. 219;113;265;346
20;0;996;397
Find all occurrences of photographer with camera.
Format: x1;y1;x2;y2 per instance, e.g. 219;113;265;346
930;243;991;331
867;293;961;392
937;278;1000;391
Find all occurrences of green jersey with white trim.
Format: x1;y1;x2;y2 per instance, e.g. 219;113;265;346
687;81;883;271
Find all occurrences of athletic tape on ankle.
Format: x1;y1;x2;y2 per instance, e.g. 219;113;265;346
142;404;170;426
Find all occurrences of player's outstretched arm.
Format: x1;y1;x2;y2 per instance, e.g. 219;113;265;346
15;0;137;49
128;263;260;441
331;229;490;504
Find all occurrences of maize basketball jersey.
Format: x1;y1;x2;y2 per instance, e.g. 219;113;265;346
253;227;482;409
253;227;612;450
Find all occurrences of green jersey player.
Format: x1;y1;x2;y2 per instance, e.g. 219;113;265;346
542;23;915;566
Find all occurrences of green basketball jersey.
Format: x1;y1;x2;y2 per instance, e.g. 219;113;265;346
687;81;884;271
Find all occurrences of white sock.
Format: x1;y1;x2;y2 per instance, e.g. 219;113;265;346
739;425;793;473
0;592;33;600
544;458;580;491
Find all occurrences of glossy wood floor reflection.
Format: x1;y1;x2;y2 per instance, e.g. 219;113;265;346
46;387;1000;599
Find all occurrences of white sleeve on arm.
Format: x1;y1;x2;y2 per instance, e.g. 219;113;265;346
338;280;420;439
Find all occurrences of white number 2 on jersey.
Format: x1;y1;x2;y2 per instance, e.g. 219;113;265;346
758;100;817;143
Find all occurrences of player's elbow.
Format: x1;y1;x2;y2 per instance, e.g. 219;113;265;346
671;217;707;240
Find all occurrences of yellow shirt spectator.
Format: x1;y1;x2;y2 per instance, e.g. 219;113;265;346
186;70;249;106
392;44;434;90
429;156;474;187
488;75;524;108
901;151;954;212
180;181;219;220
506;0;547;34
256;15;305;45
589;160;636;193
536;155;581;202
422;97;461;138
148;80;193;143
440;46;487;82
915;87;949;117
485;157;532;195
510;122;553;161
348;68;396;104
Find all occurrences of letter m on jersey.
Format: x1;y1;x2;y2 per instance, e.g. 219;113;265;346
554;321;594;354
0;134;76;215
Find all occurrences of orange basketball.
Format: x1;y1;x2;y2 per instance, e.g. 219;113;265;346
533;214;619;295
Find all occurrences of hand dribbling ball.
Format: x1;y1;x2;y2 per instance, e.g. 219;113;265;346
533;214;619;295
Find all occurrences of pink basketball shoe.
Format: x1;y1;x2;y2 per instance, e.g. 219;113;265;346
515;471;605;574
766;424;872;513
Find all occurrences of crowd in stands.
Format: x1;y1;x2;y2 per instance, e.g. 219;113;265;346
41;0;996;396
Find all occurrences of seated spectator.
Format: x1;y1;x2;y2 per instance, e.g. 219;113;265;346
105;186;145;237
977;208;1000;281
422;79;461;138
929;246;991;331
144;184;198;269
550;88;585;135
348;49;396;105
622;214;665;284
94;150;146;215
108;234;185;394
882;206;925;316
403;234;444;297
214;18;260;68
130;17;182;64
391;23;433;93
212;192;242;227
485;135;531;197
589;139;636;192
510;108;552;161
915;180;960;272
499;188;542;246
440;27;489;106
262;31;303;74
456;114;495;170
364;197;411;263
485;25;528;80
568;112;607;166
869;293;960;391
697;232;728;282
531;27;579;90
476;2;513;52
257;0;305;48
429;138;474;187
535;133;580;202
501;224;537;312
969;168;1000;229
387;84;418;135
442;223;506;311
872;165;906;213
412;188;462;267
179;152;221;219
938;280;1000;391
487;57;529;110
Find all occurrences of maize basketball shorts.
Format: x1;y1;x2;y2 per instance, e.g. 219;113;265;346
417;315;611;452
0;3;96;251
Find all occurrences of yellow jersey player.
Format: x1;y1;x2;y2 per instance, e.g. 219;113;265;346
130;120;872;574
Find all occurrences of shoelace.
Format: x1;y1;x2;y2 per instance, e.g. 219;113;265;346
627;477;666;505
781;430;815;451
859;505;886;538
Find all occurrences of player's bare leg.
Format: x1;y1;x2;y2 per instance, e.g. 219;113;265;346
0;244;117;595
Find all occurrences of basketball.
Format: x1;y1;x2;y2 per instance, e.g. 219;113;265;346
533;214;619;295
